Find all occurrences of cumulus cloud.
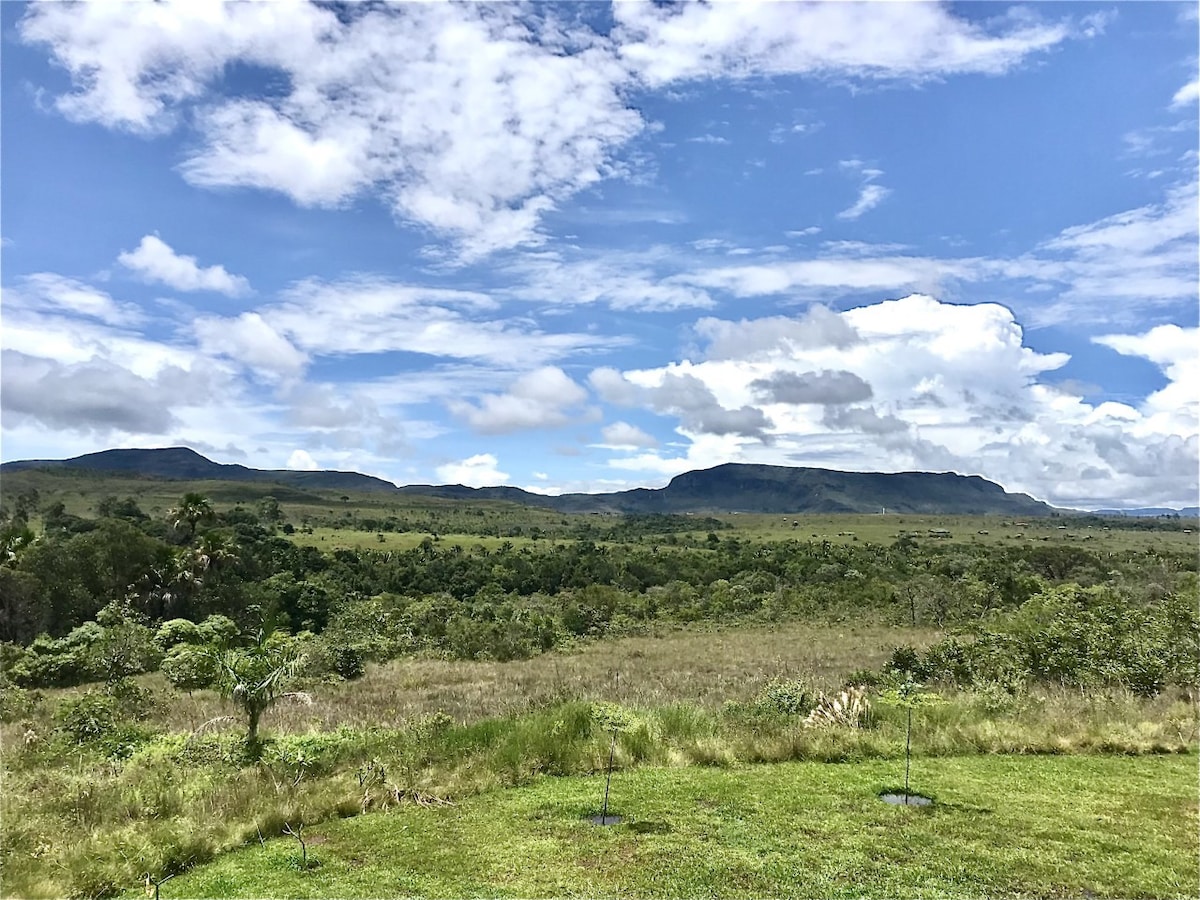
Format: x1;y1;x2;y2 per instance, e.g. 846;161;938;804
592;367;772;441
436;453;509;487
451;366;590;434
696;306;860;360
1;349;181;434
751;370;873;405
1093;324;1199;438
287;449;320;471
19;3;640;261
589;295;1197;508
599;421;659;449
117;235;250;295
20;1;1088;260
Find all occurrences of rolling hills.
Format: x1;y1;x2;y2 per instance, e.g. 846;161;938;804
1;447;1056;516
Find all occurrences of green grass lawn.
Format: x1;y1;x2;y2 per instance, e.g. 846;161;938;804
147;754;1197;899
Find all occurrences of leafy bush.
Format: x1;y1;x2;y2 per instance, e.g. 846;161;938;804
154;618;204;651
331;646;366;680
53;679;156;745
162;645;218;693
0;683;41;722
754;678;815;716
916;583;1200;696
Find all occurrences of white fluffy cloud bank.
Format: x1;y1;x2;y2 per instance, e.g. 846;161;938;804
590;295;1198;509
20;1;1084;260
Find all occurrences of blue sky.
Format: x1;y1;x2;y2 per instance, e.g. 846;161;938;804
1;1;1196;509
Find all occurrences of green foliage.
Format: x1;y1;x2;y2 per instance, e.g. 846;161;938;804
169;492;215;541
210;629;304;755
916;582;1200;695
198;615;239;647
162;645;219;693
53;678;156;746
330;646;365;680
876;679;943;711
754;678;815;716
0;683;41;722
154;618;204;651
590;700;637;734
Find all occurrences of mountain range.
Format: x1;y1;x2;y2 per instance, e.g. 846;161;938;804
0;446;1066;516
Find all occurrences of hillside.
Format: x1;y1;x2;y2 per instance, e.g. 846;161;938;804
1;447;398;494
1;447;1056;516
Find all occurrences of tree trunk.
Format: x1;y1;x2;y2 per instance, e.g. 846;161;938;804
247;707;261;753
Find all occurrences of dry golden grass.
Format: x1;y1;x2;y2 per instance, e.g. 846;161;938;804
138;622;940;734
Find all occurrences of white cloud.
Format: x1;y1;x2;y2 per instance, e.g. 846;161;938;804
696;305;860;360
1170;77;1199;109
615;2;1076;86
1093;324;1199;438
11;273;142;326
451;366;589;434
287;449;320;471
1;350;183;435
591;367;772;441
436;453;509;487
837;184;893;220
194;312;307;380
117;235;250;295
205;276;619;365
589;295;1197;508
20;1;1092;262
19;3;642;262
599;421;659;449
1023;176;1199;324
681;254;967;299
503;251;715;312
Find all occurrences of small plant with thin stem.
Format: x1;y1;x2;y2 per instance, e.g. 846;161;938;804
590;701;636;825
143;872;176;900
283;822;318;871
877;678;943;804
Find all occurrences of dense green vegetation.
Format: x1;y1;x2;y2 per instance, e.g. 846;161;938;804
1;473;1196;898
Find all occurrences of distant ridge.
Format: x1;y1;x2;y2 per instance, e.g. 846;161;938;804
1092;507;1200;518
1;447;398;493
1;447;1058;516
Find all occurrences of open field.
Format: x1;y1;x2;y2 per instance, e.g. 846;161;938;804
5;468;1197;555
132;754;1198;899
11;623;940;736
3;468;1197;898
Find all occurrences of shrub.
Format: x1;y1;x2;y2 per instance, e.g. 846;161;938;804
162;645;218;693
754;678;815;716
53;680;155;745
154;618;204;651
0;683;41;722
331;646;365;680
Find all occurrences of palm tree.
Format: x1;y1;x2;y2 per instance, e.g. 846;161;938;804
169;493;213;541
210;629;306;757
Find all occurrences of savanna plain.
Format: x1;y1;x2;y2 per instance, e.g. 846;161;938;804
1;470;1197;898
